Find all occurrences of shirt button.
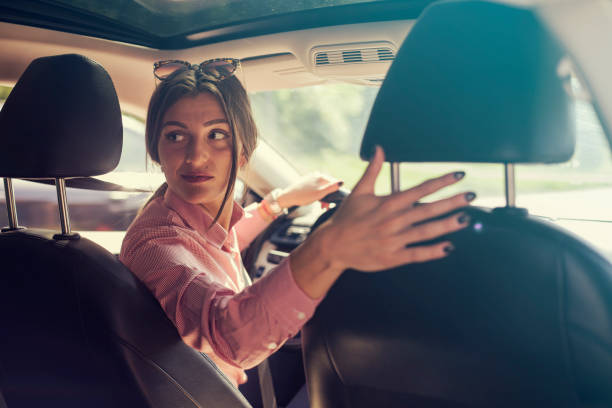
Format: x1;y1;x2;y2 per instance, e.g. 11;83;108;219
267;342;277;350
296;312;306;320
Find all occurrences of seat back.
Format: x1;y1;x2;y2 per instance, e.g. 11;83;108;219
303;1;612;407
304;207;612;407
0;54;250;407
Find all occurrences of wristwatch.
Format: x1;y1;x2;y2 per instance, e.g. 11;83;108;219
266;188;286;216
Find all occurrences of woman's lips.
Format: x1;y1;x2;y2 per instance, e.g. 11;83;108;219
181;174;213;183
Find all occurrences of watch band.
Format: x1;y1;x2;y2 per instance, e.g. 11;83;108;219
267;188;284;215
261;188;287;219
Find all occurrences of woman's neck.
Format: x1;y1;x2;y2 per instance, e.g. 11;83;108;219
202;200;234;231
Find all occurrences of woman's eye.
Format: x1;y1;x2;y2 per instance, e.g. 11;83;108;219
165;132;185;142
210;130;229;141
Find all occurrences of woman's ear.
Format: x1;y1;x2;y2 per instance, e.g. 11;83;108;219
238;152;248;168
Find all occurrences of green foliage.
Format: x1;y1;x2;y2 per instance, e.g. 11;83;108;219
250;84;378;158
250;84;612;201
0;85;12;101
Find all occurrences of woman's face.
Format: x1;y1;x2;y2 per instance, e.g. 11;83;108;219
157;92;242;215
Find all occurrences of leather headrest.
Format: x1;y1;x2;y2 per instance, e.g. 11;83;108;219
360;0;575;163
0;54;122;177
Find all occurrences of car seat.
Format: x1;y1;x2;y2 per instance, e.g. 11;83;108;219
0;54;251;408
302;1;612;407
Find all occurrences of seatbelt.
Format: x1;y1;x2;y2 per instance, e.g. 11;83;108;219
257;359;277;408
243;255;276;408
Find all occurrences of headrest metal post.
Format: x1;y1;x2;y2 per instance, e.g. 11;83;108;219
391;162;400;194
55;178;71;235
3;178;19;230
504;163;516;207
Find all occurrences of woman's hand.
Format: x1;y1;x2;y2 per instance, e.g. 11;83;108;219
276;173;343;208
289;146;475;299
320;146;474;272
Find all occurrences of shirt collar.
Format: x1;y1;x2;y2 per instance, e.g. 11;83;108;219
163;187;244;249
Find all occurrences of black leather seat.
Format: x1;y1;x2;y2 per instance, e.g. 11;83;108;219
302;1;612;407
0;54;251;407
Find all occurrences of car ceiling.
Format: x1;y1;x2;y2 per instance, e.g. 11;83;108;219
2;0;611;150
0;1;426;118
0;0;434;49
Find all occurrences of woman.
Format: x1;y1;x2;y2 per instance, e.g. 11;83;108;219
120;59;475;387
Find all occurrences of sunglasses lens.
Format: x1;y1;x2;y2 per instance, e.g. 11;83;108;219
202;59;237;79
154;61;188;79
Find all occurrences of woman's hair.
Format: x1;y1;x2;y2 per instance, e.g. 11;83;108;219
143;66;258;225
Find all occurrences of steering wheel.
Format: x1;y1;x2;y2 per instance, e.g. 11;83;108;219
242;188;348;279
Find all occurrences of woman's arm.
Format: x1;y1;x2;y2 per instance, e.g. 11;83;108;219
121;227;319;370
234;202;270;249
290;146;474;299
235;174;342;249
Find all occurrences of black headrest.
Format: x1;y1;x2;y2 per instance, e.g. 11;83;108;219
0;54;122;177
360;0;575;163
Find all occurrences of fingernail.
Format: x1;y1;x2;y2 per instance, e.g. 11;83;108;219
337;181;344;187
444;244;455;254
465;192;476;202
454;171;465;180
458;214;470;224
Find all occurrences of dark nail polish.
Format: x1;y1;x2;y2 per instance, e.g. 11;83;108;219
338;181;344;187
458;214;470;224
465;192;476;202
454;171;465;180
444;244;454;254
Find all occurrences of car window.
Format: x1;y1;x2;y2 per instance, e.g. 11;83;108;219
250;84;612;258
251;84;611;214
250;84;507;201
516;99;612;221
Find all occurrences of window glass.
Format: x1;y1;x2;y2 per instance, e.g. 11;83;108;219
516;99;612;221
250;84;612;219
250;83;612;259
250;84;505;204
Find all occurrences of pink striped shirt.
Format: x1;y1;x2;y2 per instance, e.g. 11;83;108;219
119;188;320;386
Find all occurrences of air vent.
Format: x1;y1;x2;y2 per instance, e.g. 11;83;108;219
314;46;395;67
310;42;396;84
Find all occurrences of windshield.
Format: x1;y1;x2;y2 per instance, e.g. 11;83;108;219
250;83;612;222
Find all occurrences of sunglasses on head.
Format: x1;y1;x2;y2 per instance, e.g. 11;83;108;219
153;58;240;81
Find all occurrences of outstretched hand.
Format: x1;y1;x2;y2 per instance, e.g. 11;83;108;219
289;146;475;299
322;146;474;272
